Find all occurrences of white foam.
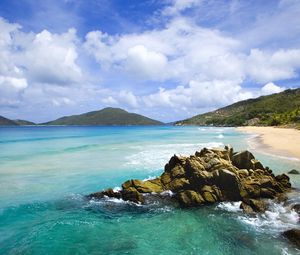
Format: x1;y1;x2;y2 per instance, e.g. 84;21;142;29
142;175;157;181
238;202;299;233
113;186;121;192
125;142;224;170
217;134;224;139
160;190;174;197
216;201;242;212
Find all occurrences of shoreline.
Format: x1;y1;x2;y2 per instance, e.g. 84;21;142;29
237;126;300;161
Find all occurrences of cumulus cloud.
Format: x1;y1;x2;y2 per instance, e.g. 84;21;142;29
143;79;253;110
246;49;300;83
20;28;82;85
126;45;168;80
102;90;139;108
0;17;82;90
261;82;286;95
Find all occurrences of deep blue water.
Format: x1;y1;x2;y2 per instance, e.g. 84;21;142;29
0;126;299;254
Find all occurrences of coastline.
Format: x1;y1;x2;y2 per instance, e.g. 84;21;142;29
237;126;300;160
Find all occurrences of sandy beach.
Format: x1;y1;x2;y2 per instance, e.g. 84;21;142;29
237;126;300;160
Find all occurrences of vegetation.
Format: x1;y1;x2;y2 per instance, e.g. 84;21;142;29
0;116;18;126
43;107;163;125
176;88;300;127
13;119;36;125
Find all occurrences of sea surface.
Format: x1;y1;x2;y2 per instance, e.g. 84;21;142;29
0;126;299;255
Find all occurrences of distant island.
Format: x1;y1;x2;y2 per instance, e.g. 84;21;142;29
1;89;299;127
0;107;163;126
42;107;163;126
176;88;300;127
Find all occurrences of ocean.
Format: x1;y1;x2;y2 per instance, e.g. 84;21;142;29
0;126;299;255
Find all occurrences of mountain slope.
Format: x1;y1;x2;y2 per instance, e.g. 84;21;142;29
14;119;36;125
0;116;18;126
43;107;163;125
176;88;300;126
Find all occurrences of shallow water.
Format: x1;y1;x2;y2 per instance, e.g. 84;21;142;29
0;126;299;254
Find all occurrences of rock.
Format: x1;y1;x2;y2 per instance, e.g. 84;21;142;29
288;169;300;175
275;174;291;190
88;146;292;209
200;185;218;203
251;159;264;170
242;198;267;212
177;190;205;207
282;229;300;248
232;150;255;170
260;188;276;198
167;178;190;191
240;201;254;214
88;188;121;199
213;169;241;201
292;204;300;215
122;187;144;203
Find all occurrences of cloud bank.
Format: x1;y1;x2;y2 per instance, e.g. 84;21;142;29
0;0;299;122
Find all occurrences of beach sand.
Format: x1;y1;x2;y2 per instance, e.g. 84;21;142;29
237;126;300;160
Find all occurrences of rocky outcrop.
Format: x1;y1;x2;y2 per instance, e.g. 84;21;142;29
283;229;300;248
288;169;300;175
88;146;292;208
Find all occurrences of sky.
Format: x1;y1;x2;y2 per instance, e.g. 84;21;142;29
0;0;300;123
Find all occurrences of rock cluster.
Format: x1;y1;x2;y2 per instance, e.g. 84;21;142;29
89;146;292;210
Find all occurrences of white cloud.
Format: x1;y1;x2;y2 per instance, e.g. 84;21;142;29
20;28;82;85
126;45;168;80
143;79;253;110
84;17;241;83
0;76;28;91
162;0;200;16
101;90;139;109
261;82;285;95
246;49;300;83
0;17;82;89
102;96;118;105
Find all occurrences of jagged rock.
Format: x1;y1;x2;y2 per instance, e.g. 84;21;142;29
177;190;205;207
241;198;267;212
282;229;300;248
167;178;190;191
88;146;292;208
213;169;241;201
240;201;255;214
288;169;300;174
232;150;255;169
88;188;121;199
122;187;144;203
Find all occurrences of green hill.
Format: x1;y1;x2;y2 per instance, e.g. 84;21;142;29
43;107;163;125
0;116;18;126
14;119;36;125
175;88;300;127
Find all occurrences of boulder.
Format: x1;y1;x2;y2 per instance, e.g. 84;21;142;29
288;169;300;175
177;190;205;207
121;187;144;203
282;229;300;248
241;198;267;213
292;204;300;215
232;150;255;170
213;169;241;201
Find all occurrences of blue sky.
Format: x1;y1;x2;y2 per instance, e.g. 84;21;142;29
0;0;300;123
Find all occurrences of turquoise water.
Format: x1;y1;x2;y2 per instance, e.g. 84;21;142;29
0;126;299;254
